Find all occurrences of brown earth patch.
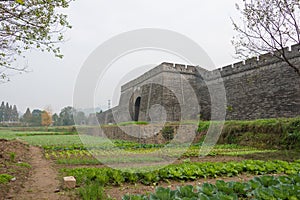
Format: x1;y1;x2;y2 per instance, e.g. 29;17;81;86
0;139;31;200
0;139;76;200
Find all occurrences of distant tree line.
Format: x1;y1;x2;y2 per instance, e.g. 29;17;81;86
0;102;103;127
21;108;53;127
0;101;19;122
51;107;101;126
21;106;77;126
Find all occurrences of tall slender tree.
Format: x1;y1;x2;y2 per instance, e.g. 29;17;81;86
11;105;18;122
8;105;12;121
0;101;4;122
4;102;9;121
22;107;32;124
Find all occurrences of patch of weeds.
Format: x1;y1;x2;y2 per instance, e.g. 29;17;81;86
183;158;191;164
0;174;13;184
7;168;17;174
16;162;31;168
162;126;174;141
9;152;16;162
284;131;300;149
78;183;113;200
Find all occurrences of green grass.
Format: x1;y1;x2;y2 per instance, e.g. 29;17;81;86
0;130;18;140
117;121;149;126
0;129;114;148
19;135;83;146
56;156;164;165
0;130;79;143
78;183;113;200
198;117;300;134
15;162;32;168
0;174;13;184
15;132;77;136
57;158;101;165
0;126;77;132
198;117;300;149
9;152;16;162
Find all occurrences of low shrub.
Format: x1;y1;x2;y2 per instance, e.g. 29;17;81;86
162;126;174;141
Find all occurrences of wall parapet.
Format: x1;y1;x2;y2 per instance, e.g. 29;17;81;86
122;43;300;88
204;43;300;80
121;62;201;91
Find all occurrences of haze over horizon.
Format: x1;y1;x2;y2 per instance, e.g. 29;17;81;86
0;0;243;114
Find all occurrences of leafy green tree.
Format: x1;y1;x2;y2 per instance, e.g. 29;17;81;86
75;111;87;125
0;0;72;82
52;113;61;126
0;102;4;122
232;0;300;76
8;105;12;121
31;109;42;126
22;107;32;124
59;106;75;126
11;105;18;121
0;102;18;122
4;102;10;121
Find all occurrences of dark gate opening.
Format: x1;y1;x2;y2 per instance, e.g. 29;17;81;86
134;97;141;121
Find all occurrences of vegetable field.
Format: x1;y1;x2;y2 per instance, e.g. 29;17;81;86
124;174;300;200
0;118;300;199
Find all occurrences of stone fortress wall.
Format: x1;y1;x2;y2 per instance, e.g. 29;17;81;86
98;44;300;124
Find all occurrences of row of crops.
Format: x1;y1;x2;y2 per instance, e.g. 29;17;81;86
62;160;300;186
124;174;300;200
44;146;274;162
42;141;275;166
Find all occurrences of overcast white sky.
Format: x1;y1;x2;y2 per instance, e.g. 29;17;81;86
0;0;243;114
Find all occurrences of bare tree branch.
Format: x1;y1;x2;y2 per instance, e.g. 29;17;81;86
0;0;72;82
232;0;300;76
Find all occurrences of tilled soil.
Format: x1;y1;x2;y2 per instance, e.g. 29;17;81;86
0;140;72;200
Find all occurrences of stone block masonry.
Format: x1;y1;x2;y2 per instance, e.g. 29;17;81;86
98;44;300;124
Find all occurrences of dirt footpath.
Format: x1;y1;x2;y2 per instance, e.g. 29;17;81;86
1;140;73;200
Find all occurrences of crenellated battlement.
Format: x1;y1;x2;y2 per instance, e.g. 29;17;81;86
161;62;200;74
121;43;300;90
157;43;300;80
204;43;300;80
121;62;201;91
